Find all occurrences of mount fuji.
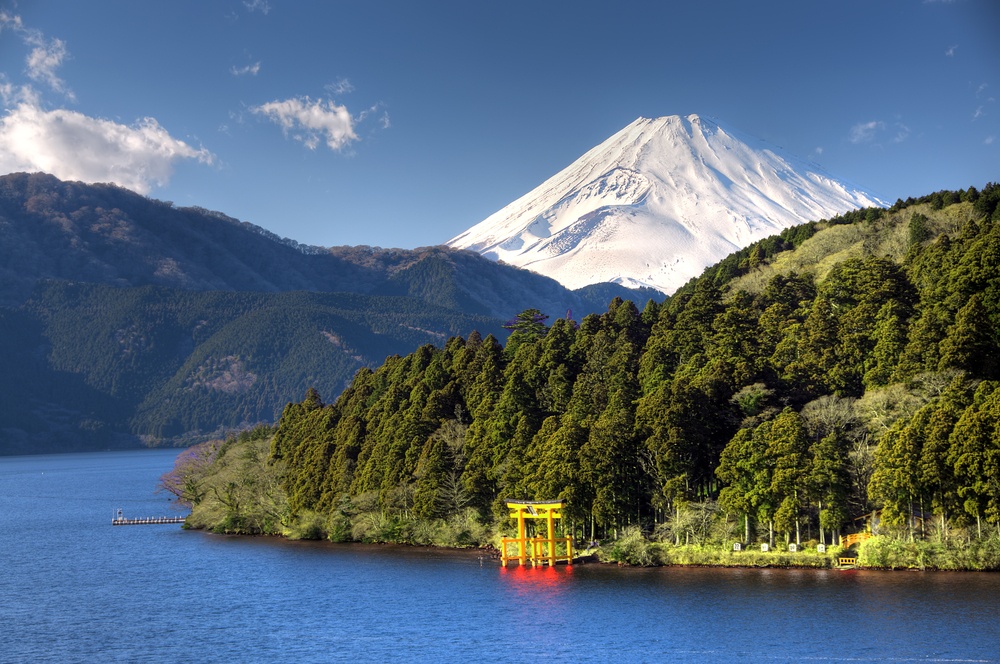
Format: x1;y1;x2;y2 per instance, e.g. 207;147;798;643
447;114;885;294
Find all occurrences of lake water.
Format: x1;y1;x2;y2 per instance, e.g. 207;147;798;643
2;449;1000;663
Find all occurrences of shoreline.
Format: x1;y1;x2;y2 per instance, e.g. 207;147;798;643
180;523;998;573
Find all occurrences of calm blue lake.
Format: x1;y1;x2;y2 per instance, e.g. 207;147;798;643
2;449;999;663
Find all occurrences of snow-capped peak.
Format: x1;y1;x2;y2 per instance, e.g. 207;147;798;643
447;114;885;294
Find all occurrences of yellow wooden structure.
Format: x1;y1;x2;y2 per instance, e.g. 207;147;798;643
840;532;871;548
500;500;574;566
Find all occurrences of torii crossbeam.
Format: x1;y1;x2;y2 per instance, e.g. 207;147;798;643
500;500;573;566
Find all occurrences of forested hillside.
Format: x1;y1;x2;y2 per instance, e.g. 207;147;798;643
183;184;1000;564
0;172;659;454
0;283;500;454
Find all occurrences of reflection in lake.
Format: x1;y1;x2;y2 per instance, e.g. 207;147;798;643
2;449;999;663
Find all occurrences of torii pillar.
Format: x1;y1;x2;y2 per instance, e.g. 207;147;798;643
501;500;573;566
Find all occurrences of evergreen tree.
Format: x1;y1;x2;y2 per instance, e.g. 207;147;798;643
768;409;811;545
949;382;1000;537
939;294;998;378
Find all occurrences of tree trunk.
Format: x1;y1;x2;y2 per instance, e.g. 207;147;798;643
675;503;681;546
769;519;774;548
908;499;914;543
744;513;750;543
818;499;825;546
919;496;925;540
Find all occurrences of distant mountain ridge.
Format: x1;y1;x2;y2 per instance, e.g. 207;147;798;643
0;172;655;317
0;172;660;454
449;114;885;294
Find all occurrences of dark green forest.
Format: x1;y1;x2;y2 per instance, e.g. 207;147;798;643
0;172;658;455
174;185;1000;568
0;283;502;454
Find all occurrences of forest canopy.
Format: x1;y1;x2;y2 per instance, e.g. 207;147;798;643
173;184;1000;564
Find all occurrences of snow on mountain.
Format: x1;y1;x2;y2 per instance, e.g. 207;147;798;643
447;114;885;294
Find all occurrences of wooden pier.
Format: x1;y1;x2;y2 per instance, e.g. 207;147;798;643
112;508;186;526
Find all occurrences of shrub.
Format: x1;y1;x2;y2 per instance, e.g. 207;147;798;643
285;511;327;540
603;526;655;566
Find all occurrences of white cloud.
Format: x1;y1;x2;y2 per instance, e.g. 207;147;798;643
231;61;261;77
252;96;358;151
945;45;957;57
986;136;996;145
0;101;214;193
849;120;885;144
892;123;910;143
973;105;985;120
0;12;212;192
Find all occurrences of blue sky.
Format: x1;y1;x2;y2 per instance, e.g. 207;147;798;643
1;0;996;249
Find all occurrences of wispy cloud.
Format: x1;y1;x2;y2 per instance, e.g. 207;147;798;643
243;0;271;15
971;83;994;121
849;120;885;144
0;75;16;106
0;10;74;100
0;101;214;193
945;44;957;57
325;78;354;96
357;102;390;130
974;83;993;105
0;10;22;29
986;136;995;145
252;97;358;151
231;61;261;77
26;36;71;95
848;119;910;145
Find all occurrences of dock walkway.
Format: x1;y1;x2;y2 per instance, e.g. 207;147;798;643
112;509;186;526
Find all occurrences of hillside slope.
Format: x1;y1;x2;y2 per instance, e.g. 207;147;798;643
253;185;1000;549
0;172;656;318
0;173;661;454
0;283;502;454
